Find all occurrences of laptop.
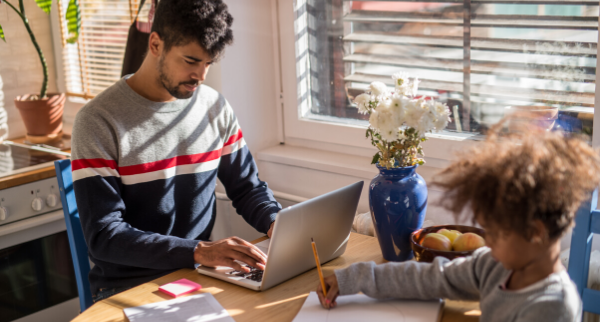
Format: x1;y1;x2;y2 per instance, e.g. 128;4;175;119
196;181;364;291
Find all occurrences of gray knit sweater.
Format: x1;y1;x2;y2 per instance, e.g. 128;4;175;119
335;247;582;322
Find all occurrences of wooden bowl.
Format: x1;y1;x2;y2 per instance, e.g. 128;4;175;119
410;225;486;263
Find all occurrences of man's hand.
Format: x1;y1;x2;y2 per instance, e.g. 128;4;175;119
194;237;267;273
267;221;275;238
317;274;340;309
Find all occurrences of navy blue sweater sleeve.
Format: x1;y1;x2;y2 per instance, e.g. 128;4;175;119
218;145;281;234
216;106;281;234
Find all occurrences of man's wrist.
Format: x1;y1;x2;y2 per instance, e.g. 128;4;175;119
194;241;204;264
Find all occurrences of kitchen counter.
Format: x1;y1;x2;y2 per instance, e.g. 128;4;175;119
0;137;70;190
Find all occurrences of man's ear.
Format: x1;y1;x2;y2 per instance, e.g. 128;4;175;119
148;32;163;58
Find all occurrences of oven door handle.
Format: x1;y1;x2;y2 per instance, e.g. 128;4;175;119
0;210;64;237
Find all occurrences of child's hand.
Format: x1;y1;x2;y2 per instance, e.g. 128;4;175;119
317;274;340;309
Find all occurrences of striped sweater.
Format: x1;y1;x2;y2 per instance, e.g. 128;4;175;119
71;76;281;294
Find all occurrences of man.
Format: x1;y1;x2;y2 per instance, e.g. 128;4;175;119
71;0;281;302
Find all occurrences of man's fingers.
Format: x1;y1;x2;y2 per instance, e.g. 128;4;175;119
229;251;265;270
230;243;267;265
226;259;250;273
231;237;268;259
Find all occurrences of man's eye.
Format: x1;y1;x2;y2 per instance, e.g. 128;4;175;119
185;60;195;65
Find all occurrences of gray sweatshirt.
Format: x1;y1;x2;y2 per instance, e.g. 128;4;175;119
335;247;582;322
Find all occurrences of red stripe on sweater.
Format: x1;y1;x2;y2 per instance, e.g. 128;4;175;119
72;130;243;176
224;129;243;146
72;158;118;171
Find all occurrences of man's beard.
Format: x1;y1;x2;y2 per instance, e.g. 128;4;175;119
157;56;198;99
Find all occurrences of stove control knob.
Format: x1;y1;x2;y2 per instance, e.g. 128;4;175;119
46;194;58;207
32;197;44;212
0;207;8;221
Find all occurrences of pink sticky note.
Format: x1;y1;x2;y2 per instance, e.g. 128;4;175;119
158;279;202;297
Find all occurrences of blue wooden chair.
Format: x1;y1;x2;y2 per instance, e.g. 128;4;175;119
568;188;600;315
54;159;93;312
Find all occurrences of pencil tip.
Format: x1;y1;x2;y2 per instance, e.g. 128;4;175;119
311;237;314;242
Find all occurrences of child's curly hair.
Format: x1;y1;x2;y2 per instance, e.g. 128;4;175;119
433;123;600;241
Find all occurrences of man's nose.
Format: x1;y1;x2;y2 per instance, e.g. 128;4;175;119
193;64;209;82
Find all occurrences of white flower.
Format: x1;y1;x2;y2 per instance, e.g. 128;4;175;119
398;130;407;140
369;110;379;130
369;82;388;98
392;72;410;94
392;73;420;97
354;93;371;114
432;101;451;131
409;78;420;97
376;105;399;141
390;95;407;126
418;103;436;135
404;98;427;130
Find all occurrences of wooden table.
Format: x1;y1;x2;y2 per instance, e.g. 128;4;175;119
71;233;480;322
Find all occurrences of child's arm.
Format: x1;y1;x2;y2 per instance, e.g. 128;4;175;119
334;247;491;301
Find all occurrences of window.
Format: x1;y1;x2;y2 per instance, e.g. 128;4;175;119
55;0;151;99
278;0;600;152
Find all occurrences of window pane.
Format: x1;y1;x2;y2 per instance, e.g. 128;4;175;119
293;0;597;138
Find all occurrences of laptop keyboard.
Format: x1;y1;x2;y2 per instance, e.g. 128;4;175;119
227;265;264;282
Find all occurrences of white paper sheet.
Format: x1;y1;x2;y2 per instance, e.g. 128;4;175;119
292;292;443;322
123;293;235;322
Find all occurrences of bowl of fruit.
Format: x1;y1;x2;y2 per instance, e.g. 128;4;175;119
410;225;486;262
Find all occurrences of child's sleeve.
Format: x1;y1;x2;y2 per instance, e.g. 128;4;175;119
334;248;491;301
515;300;580;322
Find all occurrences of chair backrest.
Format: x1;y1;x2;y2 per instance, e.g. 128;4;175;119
54;159;93;312
568;189;600;316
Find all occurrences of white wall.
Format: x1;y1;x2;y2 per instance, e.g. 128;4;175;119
220;0;281;153
0;1;58;139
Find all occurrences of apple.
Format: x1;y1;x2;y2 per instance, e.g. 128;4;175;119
421;233;452;251
437;229;462;244
452;232;485;252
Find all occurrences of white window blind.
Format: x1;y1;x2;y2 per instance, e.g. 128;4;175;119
57;0;152;99
294;0;598;136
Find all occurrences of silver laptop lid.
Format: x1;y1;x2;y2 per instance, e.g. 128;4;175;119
260;181;364;290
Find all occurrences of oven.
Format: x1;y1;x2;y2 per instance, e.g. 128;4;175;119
0;141;80;322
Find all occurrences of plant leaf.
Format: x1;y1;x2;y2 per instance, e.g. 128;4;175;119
35;0;52;14
0;23;5;42
65;0;80;44
371;153;380;165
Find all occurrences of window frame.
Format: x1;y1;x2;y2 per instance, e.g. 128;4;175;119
275;0;600;160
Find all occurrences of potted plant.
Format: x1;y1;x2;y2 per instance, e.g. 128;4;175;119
0;0;80;143
354;73;451;262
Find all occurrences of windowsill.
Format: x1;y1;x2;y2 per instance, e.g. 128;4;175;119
256;143;452;186
257;144;378;179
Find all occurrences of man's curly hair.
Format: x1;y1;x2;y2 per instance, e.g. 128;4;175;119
151;0;233;58
433;123;600;241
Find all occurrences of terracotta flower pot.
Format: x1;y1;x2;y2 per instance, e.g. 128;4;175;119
14;93;65;143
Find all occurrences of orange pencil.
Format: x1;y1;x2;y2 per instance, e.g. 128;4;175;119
311;237;327;297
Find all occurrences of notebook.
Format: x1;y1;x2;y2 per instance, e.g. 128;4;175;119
123;293;234;322
292;292;443;322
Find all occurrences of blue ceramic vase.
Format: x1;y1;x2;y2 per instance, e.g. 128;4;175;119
369;164;428;262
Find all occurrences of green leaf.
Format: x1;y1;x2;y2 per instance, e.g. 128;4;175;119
65;0;80;44
371;153;380;165
0;23;4;42
35;0;52;14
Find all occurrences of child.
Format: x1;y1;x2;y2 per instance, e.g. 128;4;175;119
317;127;600;322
